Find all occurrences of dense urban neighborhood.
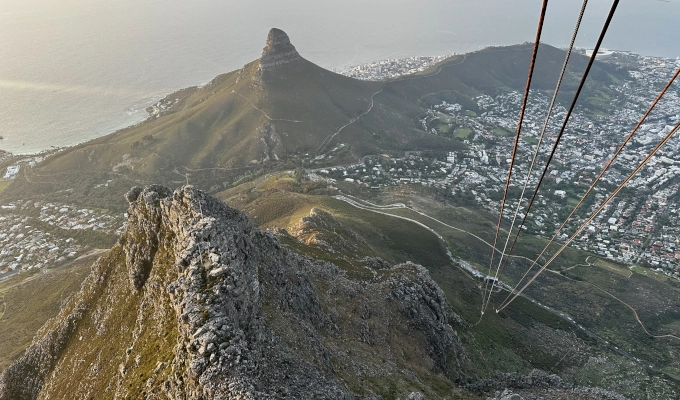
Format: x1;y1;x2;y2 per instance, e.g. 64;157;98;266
324;51;680;278
0;198;122;274
338;54;451;80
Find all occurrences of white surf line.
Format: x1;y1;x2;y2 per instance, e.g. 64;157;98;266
231;90;307;123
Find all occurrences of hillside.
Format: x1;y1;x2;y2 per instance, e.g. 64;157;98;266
3;29;458;211
0;185;637;399
0;186;473;399
217;173;680;399
2;30;627;212
1;27;666;399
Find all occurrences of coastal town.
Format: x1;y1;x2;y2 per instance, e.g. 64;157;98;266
324;51;680;278
0;51;678;281
0;198;123;275
337;54;452;80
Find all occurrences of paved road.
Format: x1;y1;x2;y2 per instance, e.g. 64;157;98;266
333;193;680;382
317;54;469;155
316;87;384;154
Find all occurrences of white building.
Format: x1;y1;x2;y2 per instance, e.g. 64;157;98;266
3;165;19;180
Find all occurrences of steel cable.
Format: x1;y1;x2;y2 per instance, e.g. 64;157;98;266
484;0;590;308
497;66;680;306
482;0;619;310
497;121;680;312
480;0;550;314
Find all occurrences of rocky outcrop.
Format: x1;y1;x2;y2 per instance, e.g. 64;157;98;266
256;123;282;162
470;370;628;400
390;262;466;377
259;28;302;71
123;185;172;290
0;186;471;399
0;310;85;400
124;186;348;398
289;208;369;254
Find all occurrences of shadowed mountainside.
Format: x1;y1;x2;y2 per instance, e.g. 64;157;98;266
3;30;627;212
0;185;637;399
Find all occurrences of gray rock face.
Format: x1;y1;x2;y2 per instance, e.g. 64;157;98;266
0;185;470;399
135;186;346;399
259;28;302;71
473;370;629;400
124;185;172;290
390;262;467;378
256;123;282;161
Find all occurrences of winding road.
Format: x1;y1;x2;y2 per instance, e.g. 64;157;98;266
553;261;680;342
316;87;384;154
332;192;680;382
316;54;469;155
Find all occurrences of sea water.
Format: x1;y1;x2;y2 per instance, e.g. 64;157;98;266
1;0;677;154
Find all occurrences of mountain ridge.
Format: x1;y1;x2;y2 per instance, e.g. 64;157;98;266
5;29;629;211
0;185;471;399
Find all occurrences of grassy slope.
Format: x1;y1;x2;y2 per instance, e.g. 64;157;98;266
220;179;582;369
389;43;627;110
0;255;93;370
35;243;179;399
219;175;680;397
3;172;677;397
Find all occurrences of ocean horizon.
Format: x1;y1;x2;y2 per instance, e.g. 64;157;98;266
2;0;678;155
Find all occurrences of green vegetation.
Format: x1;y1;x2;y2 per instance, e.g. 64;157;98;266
454;127;473;139
0;256;93;370
2;42;628;213
492;127;510;137
437;124;453;134
567;196;580;208
36;242;181;399
593;259;631;277
218;175;680;393
631;266;673;283
463;110;477;117
0;181;11;194
522;136;539;145
0;41;663;397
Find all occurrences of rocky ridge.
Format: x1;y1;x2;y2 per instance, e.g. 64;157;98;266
259;28;303;71
471;370;628;400
0;186;471;399
289;207;369;254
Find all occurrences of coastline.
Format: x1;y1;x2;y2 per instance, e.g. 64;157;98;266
4;46;677;157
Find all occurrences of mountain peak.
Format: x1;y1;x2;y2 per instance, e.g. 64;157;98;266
260;28;302;70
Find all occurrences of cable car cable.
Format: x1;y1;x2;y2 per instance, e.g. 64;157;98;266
497;121;680;312
496;66;680;302
481;0;549;314
484;0;590;310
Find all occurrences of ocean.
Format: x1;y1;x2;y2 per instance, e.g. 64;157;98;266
1;0;678;155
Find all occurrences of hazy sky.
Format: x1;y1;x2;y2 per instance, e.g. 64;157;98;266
1;0;678;153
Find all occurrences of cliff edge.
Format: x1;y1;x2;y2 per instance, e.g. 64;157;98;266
0;185;470;399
